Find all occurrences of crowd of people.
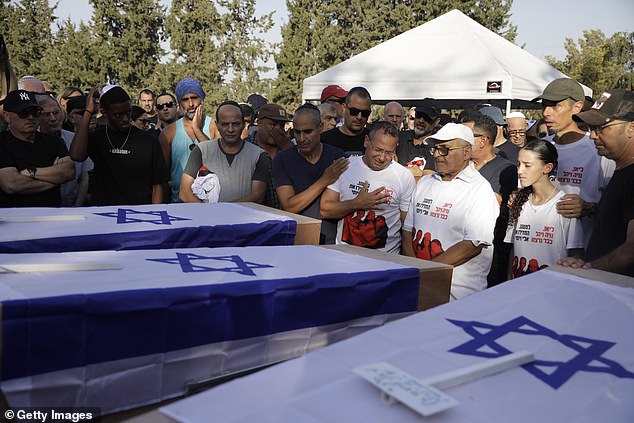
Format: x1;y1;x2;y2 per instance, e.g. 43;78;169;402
1;69;632;298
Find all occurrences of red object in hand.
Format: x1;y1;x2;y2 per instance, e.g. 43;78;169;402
342;210;388;249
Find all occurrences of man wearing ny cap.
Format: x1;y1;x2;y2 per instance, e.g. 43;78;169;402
249;103;293;208
70;85;168;206
159;78;217;202
533;77;615;246
321;86;372;155
558;89;634;276
395;104;440;177
0;89;75;207
403;123;499;300
320;84;348;126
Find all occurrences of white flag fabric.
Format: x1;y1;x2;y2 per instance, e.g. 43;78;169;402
0;246;421;413
160;270;634;423
0;203;296;253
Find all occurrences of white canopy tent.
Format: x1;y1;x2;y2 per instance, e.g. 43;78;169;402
302;9;592;110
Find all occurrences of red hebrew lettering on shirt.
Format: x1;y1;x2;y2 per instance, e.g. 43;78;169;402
558;166;585;186
429;202;453;220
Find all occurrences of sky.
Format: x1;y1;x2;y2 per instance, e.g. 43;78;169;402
51;0;633;72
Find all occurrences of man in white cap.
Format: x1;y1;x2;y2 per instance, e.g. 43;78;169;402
403;123;499;300
506;111;528;147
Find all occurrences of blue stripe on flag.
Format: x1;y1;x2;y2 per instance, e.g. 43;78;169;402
1;267;419;380
0;220;296;253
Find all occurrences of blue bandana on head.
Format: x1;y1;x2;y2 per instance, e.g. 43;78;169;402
176;78;206;103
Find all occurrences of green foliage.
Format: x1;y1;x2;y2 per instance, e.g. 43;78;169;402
1;0;55;78
273;0;517;105
546;30;634;97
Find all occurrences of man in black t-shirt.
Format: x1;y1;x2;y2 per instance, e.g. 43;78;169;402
70;85;168;206
321;87;372;156
0;90;74;207
395;105;439;178
559;89;634;276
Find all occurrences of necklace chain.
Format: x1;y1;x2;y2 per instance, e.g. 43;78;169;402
528;185;558;211
106;125;132;154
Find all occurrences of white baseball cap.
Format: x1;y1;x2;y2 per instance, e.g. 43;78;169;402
427;123;475;146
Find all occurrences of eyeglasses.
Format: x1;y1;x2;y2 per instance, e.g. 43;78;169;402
508;130;526;137
16;108;42;119
429;145;469;156
368;140;395;159
156;101;175;110
347;107;371;118
588;121;629;134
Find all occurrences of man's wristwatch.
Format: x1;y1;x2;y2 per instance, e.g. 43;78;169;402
27;166;36;179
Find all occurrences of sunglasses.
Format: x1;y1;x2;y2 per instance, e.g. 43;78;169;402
429;145;468;156
347;107;371;118
156;101;175;110
17;108;42;119
588;121;629;134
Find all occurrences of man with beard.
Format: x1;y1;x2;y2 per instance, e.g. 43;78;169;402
159;78;216;202
533;78;615;245
321;86;372;156
395;105;440;178
320;121;416;253
70;85;168;205
248;103;292;208
273;104;348;244
0;89;74;206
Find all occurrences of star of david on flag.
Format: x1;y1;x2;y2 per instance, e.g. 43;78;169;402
448;315;634;389
94;208;191;225
146;252;274;276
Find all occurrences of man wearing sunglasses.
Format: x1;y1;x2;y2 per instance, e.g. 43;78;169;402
0;89;74;207
558;89;634;277
321;86;372;156
321;121;416;253
533;78;616;246
402;123;499;300
159;78;217;203
155;92;179;131
395;105;439;178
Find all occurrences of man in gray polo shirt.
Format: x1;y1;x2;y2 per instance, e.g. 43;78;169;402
179;101;270;203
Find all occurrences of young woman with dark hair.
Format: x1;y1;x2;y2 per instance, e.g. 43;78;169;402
505;140;584;278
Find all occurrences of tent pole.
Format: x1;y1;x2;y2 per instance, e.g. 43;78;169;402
505;99;511;116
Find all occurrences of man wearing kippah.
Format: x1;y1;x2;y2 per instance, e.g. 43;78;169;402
70;85;169;205
533;78;616;246
158;78;219;203
558;89;634;276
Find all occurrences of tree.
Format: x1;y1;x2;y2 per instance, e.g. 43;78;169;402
1;0;55;78
216;0;275;103
41;19;104;89
273;0;517;106
163;0;224;109
546;30;634;96
90;0;165;91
